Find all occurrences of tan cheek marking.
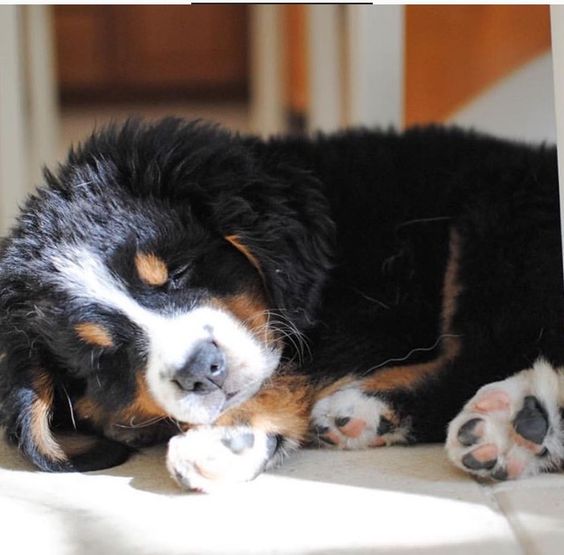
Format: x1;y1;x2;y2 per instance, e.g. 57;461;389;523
216;374;314;444
76;374;167;427
135;252;168;286
75;397;106;426
75;323;114;348
120;374;168;420
31;370;67;462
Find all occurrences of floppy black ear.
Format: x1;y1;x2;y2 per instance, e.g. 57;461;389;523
0;280;130;472
217;165;335;330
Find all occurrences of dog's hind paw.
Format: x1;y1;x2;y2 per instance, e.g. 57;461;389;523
446;359;564;480
310;385;410;449
167;426;277;492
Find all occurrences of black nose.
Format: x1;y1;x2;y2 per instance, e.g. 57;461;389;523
172;340;226;394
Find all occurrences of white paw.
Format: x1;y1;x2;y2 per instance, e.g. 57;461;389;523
446;359;564;480
311;386;410;449
167;426;276;492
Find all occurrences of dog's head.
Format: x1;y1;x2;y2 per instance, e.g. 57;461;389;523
0;119;334;468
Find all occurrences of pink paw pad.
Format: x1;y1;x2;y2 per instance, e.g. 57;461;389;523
336;417;366;438
320;430;342;446
506;458;526;479
473;390;511;413
471;443;499;462
462;443;499;471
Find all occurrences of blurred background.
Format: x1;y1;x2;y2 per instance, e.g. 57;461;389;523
0;4;557;234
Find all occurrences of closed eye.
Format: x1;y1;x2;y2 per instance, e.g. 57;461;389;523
169;264;191;288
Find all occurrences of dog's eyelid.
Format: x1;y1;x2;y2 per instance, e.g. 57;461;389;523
171;263;190;276
168;263;191;286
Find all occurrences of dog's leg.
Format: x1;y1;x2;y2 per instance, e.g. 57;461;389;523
309;336;460;449
446;359;564;480
310;229;463;449
166;374;314;492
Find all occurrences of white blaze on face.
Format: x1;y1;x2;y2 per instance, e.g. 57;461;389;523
49;246;281;423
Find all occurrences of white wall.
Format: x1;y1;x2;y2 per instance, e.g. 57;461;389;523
449;53;556;144
0;6;58;235
249;5;285;136
0;6;28;235
306;5;404;133
346;5;403;130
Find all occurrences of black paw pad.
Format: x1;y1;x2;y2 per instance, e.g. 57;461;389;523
457;418;483;447
319;435;337;446
377;416;394;435
491;467;508;481
335;417;351;428
313;425;330;436
221;432;255;455
513;396;549;445
461;453;497;471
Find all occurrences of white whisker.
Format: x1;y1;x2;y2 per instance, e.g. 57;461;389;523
114;415;166;429
60;384;77;430
360;333;462;377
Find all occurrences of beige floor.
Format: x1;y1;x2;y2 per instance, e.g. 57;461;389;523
1;439;564;554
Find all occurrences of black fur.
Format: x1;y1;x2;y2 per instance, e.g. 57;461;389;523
0;118;562;472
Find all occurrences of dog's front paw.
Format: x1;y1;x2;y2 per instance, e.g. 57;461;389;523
167;426;277;492
446;359;564;480
310;385;410;449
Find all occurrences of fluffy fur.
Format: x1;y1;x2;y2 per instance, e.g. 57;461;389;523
0;119;562;488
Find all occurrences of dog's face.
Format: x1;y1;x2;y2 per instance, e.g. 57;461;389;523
38;221;281;425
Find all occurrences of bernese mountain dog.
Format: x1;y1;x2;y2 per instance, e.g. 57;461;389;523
0;118;562;491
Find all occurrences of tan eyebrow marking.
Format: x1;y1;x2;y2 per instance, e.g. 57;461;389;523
75;322;114;348
135;252;168;286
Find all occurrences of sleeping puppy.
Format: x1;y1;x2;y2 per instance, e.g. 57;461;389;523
0;118;563;492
